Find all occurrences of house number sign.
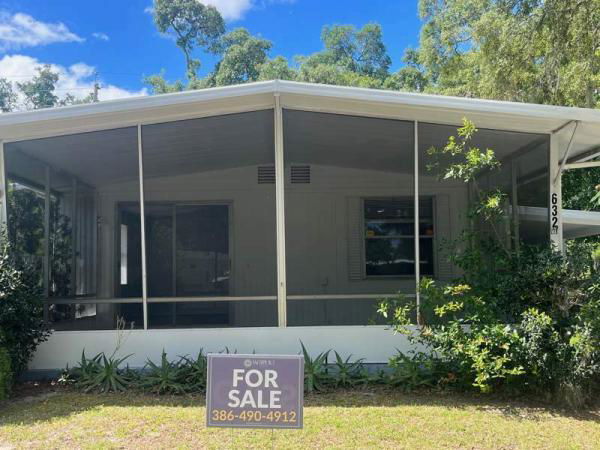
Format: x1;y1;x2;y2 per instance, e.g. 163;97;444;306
206;354;304;429
551;192;559;234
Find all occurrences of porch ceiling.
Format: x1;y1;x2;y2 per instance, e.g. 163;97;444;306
6;108;548;187
3;80;600;187
284;110;545;173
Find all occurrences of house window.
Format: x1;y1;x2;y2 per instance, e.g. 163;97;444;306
364;198;435;277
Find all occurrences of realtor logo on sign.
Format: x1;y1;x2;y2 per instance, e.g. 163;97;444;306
206;354;304;429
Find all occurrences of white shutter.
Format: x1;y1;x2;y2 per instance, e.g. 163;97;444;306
346;197;364;280
435;194;454;281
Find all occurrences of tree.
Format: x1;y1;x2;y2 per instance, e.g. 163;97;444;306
0;79;17;112
415;0;600;107
258;56;297;81
204;28;273;87
144;73;186;95
296;24;392;86
60;92;96;106
319;23;391;79
153;0;225;82
383;49;429;92
413;0;600;218
17;65;59;109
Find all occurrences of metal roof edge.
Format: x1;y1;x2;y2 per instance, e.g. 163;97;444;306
276;80;600;123
1;79;600;129
0;80;278;127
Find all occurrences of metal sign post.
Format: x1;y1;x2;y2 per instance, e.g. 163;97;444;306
206;354;304;430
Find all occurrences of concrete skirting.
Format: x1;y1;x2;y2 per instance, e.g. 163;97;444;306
29;325;415;372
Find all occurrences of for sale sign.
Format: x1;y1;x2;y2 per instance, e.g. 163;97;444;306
206;354;304;429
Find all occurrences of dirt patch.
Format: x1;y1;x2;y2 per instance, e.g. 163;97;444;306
9;381;64;401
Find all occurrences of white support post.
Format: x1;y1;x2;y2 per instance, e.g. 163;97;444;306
71;178;78;296
274;93;287;327
43;166;50;321
549;132;564;252
511;161;520;252
0;141;7;229
137;124;149;330
414;121;421;325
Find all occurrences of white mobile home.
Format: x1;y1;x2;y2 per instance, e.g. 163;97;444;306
1;80;599;374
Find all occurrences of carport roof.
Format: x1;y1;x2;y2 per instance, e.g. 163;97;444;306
0;80;599;160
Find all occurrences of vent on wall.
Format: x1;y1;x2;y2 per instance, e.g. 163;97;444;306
291;165;311;184
257;165;275;184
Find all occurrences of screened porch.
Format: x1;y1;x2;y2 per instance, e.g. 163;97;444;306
2;105;552;331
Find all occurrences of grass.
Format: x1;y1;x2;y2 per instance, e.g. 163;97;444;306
0;388;599;449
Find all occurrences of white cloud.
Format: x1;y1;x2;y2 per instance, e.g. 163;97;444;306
0;54;147;108
201;0;253;21
145;0;295;21
92;32;109;41
0;12;83;50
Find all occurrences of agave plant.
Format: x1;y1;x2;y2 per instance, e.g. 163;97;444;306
300;341;332;393
179;350;208;393
332;351;365;387
141;350;187;395
71;350;132;393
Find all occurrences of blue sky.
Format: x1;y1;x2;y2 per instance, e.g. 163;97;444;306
0;0;422;101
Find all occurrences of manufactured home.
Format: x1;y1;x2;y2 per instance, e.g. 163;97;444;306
1;80;599;374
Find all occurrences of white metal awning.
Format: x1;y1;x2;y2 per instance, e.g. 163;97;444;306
0;80;599;162
519;206;600;239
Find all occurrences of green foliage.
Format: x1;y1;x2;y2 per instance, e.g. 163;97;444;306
17;65;59;109
317;23;391;80
153;0;225;81
387;352;452;392
141;350;188;395
416;0;600;108
70;351;132;393
331;352;365;387
427;118;500;182
143;69;186;95
378;119;600;406
300;342;332;392
258;56;297;82
204;28;272;87
0;235;50;376
0;345;12;400
0;78;17;112
178;350;208;392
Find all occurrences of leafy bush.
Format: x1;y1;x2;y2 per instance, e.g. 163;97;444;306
378;118;600;406
387;351;457;392
380;244;600;405
0;238;50;376
0;345;12;400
